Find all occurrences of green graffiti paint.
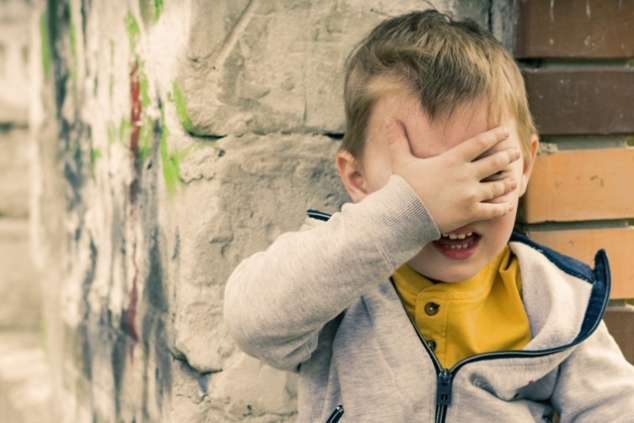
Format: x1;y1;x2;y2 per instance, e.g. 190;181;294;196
90;149;102;173
40;12;52;81
109;40;114;100
68;2;78;84
107;122;116;144
159;106;190;195
154;0;164;21
139;117;153;162
171;81;195;133
160;118;178;194
139;68;151;108
125;12;141;53
119;118;132;142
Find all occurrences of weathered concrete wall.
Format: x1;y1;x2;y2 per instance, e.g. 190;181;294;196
31;1;491;422
0;0;40;331
0;2;52;422
0;0;30;124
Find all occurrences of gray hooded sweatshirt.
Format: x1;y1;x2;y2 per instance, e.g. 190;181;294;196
224;176;634;423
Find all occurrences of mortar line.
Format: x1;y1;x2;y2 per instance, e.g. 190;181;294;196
516;219;631;232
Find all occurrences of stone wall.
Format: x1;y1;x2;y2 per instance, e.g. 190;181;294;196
30;1;492;422
0;0;39;331
0;1;52;422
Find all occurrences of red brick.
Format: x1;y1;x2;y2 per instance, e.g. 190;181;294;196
523;148;634;223
523;69;634;136
515;0;634;59
528;228;634;299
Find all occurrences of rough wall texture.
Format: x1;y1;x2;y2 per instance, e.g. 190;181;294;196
30;1;491;422
0;1;51;422
0;0;40;331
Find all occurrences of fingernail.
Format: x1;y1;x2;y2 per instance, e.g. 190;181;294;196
509;202;515;212
385;119;393;129
500;127;509;137
514;148;521;159
510;178;517;189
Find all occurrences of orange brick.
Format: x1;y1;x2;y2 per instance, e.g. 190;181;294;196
523;148;634;223
528;227;634;299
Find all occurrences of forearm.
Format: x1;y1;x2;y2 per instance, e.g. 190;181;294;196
223;175;440;369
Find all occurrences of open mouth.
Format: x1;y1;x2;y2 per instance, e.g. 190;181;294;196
432;232;481;259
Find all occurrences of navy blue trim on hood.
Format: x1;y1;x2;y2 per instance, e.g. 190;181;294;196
307;209;332;222
509;231;611;343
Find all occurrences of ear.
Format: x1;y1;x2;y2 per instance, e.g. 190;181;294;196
336;150;368;203
519;134;539;196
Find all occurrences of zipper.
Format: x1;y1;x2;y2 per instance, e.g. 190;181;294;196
435;368;452;423
326;405;344;423
389;274;610;423
436;368;453;405
391;284;451;423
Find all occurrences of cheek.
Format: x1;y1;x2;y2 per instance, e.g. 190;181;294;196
483;210;518;243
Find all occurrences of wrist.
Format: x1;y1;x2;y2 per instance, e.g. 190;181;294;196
353;175;441;269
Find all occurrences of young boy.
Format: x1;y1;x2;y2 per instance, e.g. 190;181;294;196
224;10;634;423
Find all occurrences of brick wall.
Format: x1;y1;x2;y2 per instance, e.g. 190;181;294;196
512;0;634;364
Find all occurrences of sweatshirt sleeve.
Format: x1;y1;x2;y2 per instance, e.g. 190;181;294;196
223;175;440;371
551;320;634;422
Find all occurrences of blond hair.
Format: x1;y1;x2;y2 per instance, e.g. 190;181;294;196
342;10;537;165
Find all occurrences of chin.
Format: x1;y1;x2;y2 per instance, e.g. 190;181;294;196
408;242;498;283
433;268;481;283
410;262;482;283
407;258;487;283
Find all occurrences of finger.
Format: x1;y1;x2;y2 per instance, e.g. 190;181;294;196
475;201;515;220
385;118;414;164
454;126;510;163
474;147;521;180
478;178;517;202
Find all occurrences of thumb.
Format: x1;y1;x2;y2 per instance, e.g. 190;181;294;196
385;118;413;166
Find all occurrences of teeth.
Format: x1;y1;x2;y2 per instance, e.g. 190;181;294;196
442;232;474;239
449;243;470;250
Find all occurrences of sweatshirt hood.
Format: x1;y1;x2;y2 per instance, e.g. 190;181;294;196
509;232;610;352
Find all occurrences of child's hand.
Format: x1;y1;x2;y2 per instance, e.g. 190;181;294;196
385;118;520;234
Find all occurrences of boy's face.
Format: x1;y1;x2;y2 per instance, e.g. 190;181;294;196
338;93;538;282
